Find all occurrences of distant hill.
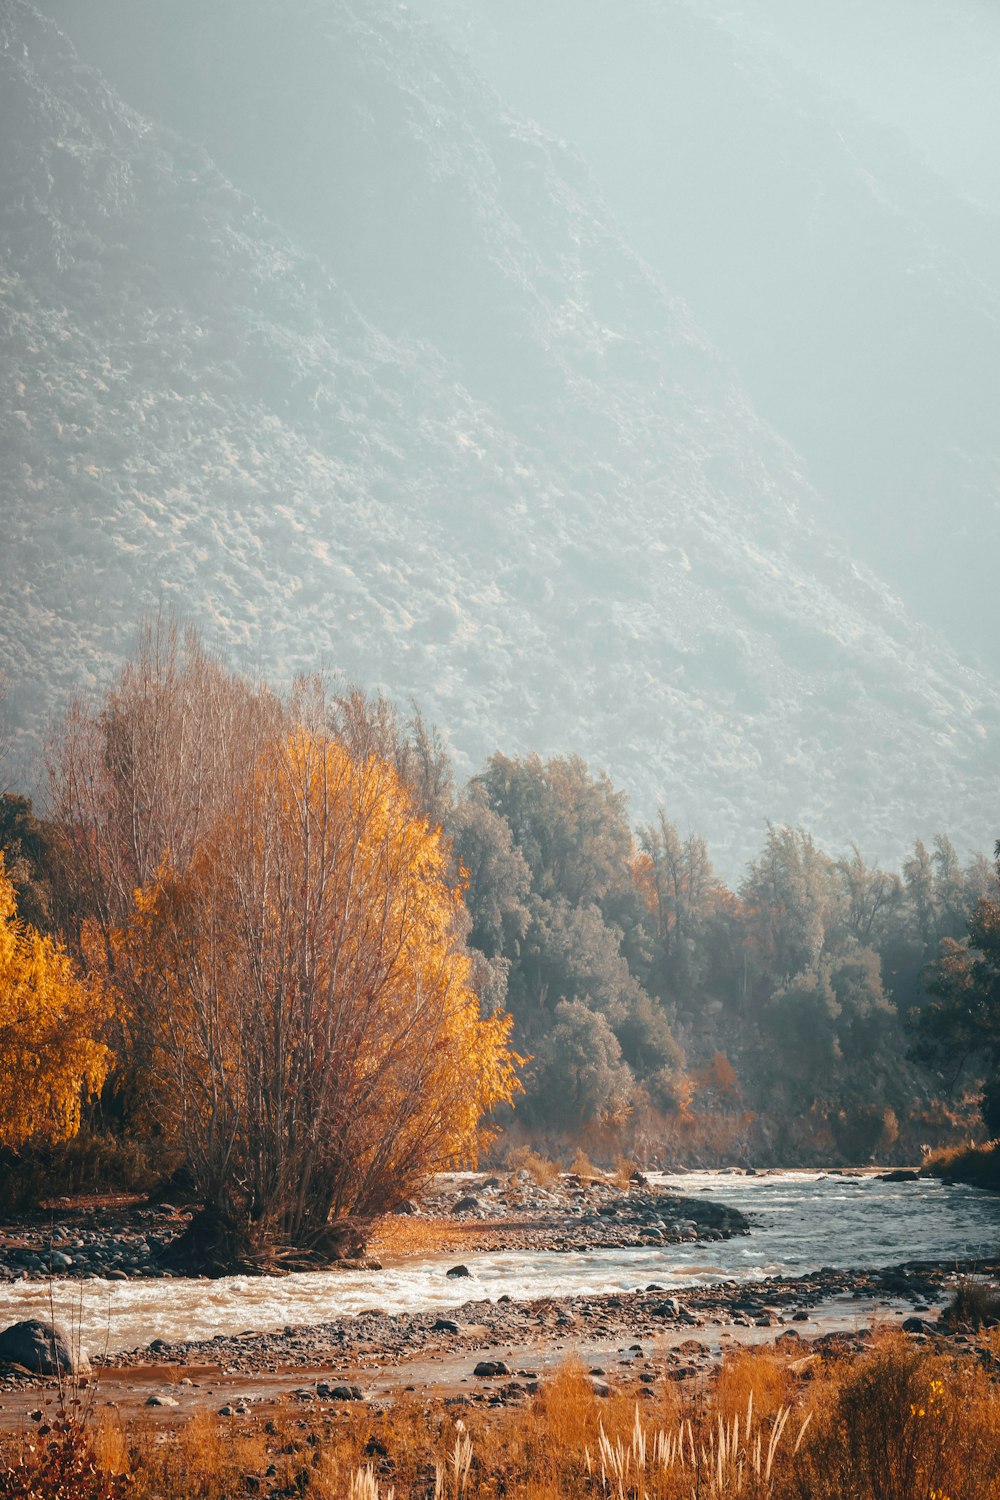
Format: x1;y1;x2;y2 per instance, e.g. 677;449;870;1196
1;0;997;872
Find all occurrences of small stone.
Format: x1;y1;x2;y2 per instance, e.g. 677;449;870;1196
145;1394;178;1407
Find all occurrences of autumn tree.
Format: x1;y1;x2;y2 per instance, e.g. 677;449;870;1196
328;687;456;828
48;616;280;957
118;728;519;1271
47;616;280;1122
0;856;113;1150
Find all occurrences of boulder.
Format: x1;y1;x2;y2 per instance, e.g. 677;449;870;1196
0;1319;90;1376
446;1263;471;1278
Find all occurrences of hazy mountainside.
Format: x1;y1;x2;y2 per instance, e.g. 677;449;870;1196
413;0;1000;669
1;0;997;872
689;0;1000;215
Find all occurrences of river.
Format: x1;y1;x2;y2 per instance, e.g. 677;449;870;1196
2;1171;997;1355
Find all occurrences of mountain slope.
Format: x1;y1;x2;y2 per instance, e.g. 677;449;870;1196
412;0;1000;669
1;0;997;872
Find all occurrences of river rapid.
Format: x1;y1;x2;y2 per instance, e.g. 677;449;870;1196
2;1171;997;1356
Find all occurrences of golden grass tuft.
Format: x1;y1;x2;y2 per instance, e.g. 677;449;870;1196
506;1145;562;1190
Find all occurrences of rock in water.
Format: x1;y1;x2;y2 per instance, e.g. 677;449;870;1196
0;1320;90;1376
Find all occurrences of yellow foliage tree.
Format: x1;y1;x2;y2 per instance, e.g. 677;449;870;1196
119;730;520;1266
0;856;113;1149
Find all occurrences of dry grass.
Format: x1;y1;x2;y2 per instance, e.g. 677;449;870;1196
369;1217;500;1260
922;1141;1000;1191
505;1145;562;1190
941;1278;1000;1330
3;1335;999;1498
568;1149;603;1183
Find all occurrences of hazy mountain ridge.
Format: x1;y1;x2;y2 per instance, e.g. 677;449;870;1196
1;0;997;872
414;0;1000;668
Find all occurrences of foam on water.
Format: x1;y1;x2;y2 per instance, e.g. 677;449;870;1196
3;1172;997;1354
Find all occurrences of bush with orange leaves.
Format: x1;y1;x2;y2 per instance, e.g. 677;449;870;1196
116;728;520;1270
0;855;113;1152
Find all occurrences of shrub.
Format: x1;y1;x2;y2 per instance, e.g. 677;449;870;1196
921;1141;1000;1190
941;1279;1000;1330
0;1415;131;1499
505;1145;561;1190
791;1335;1000;1500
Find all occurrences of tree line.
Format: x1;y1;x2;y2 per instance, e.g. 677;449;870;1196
0;620;997;1268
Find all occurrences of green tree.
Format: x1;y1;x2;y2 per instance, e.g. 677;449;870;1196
474;752;634;911
447;786;531;961
0;792;65;934
531;999;634;1127
914;844;1000;1135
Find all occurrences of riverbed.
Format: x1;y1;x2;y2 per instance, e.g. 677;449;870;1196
1;1170;996;1356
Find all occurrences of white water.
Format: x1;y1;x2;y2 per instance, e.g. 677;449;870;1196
2;1172;997;1355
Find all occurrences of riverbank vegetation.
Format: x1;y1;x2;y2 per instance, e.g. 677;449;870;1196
1;617;998;1262
2;1333;999;1499
923;1142;1000;1193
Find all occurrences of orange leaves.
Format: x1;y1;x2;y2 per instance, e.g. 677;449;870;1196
695;1050;741;1100
114;728;520;1237
0;856;114;1149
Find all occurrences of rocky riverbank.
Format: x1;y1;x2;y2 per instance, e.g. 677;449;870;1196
0;1197;189;1282
1;1255;996;1426
0;1172;749;1283
93;1256;986;1379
